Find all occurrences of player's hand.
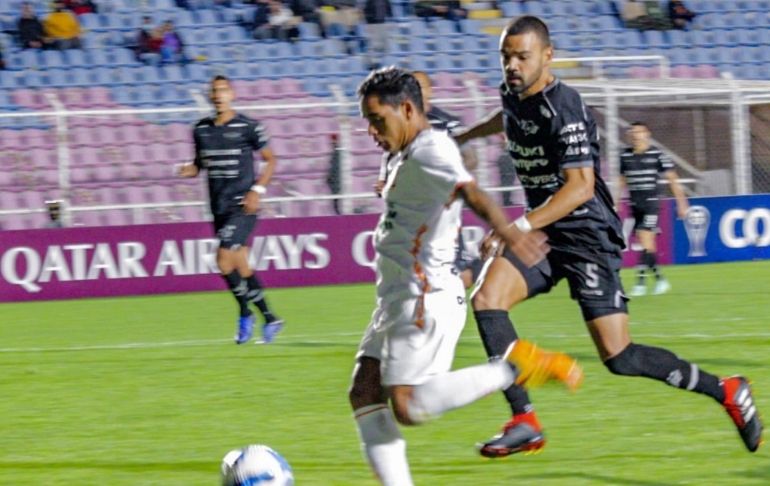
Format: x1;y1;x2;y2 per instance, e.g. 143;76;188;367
242;190;260;214
374;179;385;197
177;163;198;178
505;229;549;268
480;230;504;260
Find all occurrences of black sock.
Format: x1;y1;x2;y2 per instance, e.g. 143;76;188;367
636;253;648;286
222;271;251;318
244;274;277;322
604;343;724;402
642;251;662;280
474;309;533;415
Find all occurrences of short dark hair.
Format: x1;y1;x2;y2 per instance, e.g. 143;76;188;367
503;15;551;47
211;75;230;84
630;121;648;128
357;67;424;113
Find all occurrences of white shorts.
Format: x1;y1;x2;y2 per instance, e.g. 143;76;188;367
355;282;467;386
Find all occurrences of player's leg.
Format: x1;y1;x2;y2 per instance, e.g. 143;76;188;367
350;313;413;486
578;253;762;452
215;214;256;344
471;251;553;457
231;213;283;342
637;226;669;294
382;288;582;425
458;257;484;289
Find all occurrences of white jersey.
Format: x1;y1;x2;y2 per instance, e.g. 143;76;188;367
374;129;473;303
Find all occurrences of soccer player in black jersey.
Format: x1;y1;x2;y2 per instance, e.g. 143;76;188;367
375;70;484;288
620;121;689;296
455;16;762;456
179;75;283;344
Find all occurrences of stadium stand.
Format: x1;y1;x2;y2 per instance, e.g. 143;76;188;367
1;0;770;228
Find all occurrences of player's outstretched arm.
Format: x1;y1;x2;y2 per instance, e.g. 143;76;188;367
454;109;504;146
460;180;548;268
525;166;595;230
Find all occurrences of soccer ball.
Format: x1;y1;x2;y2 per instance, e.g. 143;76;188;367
221;444;294;486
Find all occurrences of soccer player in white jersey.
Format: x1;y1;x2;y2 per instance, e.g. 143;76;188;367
348;67;584;486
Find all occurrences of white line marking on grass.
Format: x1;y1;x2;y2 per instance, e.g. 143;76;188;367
0;331;768;354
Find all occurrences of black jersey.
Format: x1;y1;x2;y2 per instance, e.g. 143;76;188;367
619;145;674;206
193;113;269;215
500;79;624;252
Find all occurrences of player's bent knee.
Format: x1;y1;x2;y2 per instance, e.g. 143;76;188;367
603;343;642;376
349;358;384;409
389;390;417;426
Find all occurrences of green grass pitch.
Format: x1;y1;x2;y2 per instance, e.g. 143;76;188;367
1;261;769;485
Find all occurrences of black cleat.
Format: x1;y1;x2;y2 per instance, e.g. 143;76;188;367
478;412;546;458
721;376;763;452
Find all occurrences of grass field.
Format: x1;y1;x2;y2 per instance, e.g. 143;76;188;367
1;261;769;485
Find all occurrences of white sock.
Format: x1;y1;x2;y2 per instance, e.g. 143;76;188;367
354;404;413;486
407;360;515;423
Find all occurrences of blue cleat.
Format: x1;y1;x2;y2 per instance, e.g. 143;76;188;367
261;319;284;344
235;314;255;344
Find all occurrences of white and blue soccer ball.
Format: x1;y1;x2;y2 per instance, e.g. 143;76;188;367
221;444;294;486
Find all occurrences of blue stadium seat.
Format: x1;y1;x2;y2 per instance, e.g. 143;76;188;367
298;22;321;40
642;30;667;48
500;2;523;18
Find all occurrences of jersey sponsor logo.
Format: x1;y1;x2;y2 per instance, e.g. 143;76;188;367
565;145;590;156
519;173;557;187
516;118;540;135
559;122;585;135
506;140;544;158
513;158;548;171
560;132;588;145
223;132;242;139
719;207;770;249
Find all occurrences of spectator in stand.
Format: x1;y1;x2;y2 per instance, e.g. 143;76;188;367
44;1;83;50
326;133;342;215
290;0;325;37
254;0;300;41
134;15;158;63
45;200;65;228
64;0;98;15
317;0;361;39
363;0;391;69
414;0;467;31
18;2;47;49
159;20;187;64
668;0;696;29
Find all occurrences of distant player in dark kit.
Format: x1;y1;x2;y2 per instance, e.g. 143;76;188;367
455;16;762;456
179;75;283;344
620;121;689;296
375;70;483;289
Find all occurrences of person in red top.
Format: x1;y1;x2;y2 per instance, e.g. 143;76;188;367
64;0;98;15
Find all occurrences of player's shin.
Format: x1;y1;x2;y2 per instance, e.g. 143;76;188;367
222;271;251;317
354;404;413;486
604;343;724;401
474;309;535;414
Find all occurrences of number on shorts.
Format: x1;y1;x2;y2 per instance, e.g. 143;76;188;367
585;263;600;288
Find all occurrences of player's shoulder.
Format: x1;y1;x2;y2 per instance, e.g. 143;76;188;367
621;147;634;156
546;80;585;112
647;145;664;155
194;117;214;130
233;113;263;126
410;129;460;161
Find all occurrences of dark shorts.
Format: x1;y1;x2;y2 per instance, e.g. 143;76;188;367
213;212;257;250
631;202;660;232
502;246;629;321
456;257;484;283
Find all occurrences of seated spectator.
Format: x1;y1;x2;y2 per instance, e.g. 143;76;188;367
44;1;83;49
159;20;187;63
64;0;98;15
134;15;161;63
668;0;696;29
255;0;300;41
620;0;669;30
18;2;47;49
414;0;467;30
290;0;325;37
317;0;362;38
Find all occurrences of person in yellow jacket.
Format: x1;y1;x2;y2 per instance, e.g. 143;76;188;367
44;1;82;49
